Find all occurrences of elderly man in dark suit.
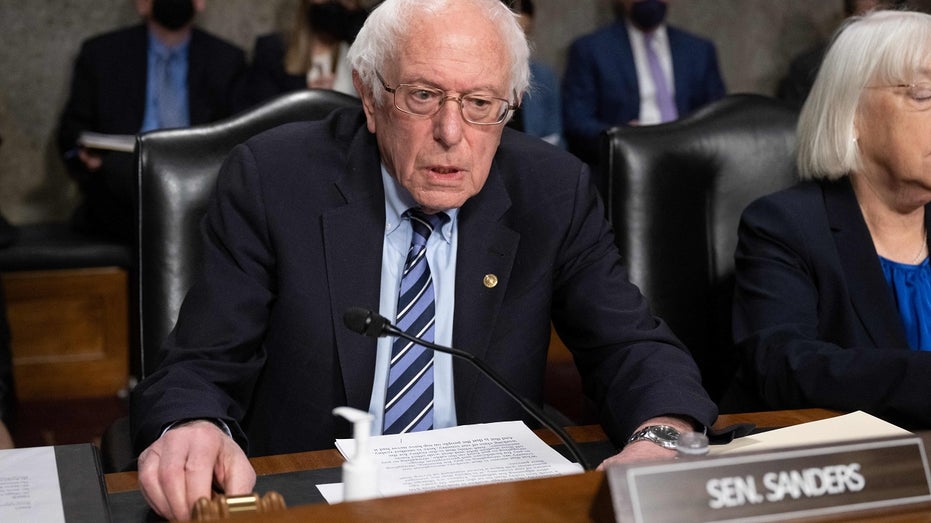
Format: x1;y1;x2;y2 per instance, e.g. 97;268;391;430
57;0;245;242
562;0;725;166
130;0;717;519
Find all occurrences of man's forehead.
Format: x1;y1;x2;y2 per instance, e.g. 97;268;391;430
390;11;510;91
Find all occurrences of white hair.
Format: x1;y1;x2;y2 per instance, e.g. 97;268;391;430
798;9;931;180
347;0;531;106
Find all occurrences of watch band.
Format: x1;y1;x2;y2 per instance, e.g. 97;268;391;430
627;424;681;450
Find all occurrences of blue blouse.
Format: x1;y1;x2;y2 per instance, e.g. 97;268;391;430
879;256;931;351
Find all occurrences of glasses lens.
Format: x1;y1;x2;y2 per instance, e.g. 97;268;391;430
462;96;508;124
395;85;510;124
397;85;442;116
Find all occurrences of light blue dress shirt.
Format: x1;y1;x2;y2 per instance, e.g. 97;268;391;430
367;166;459;435
140;32;190;133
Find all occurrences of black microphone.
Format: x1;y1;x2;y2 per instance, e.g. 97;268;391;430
343;306;592;471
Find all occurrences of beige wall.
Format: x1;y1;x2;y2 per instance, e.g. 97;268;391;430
0;0;847;224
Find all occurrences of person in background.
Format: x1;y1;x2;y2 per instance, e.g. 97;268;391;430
131;0;717;519
236;0;365;110
57;0;245;243
724;10;931;429
504;0;564;147
777;0;901;110
562;0;725;167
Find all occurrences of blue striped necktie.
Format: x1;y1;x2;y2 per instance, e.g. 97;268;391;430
383;209;447;434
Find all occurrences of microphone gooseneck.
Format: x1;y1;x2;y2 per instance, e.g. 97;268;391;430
342;307;592;471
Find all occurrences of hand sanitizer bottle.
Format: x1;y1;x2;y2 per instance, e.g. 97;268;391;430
332;407;378;501
676;431;710;458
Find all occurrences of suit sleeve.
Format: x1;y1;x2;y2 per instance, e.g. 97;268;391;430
57;41;97;177
732;196;931;427
552;164;717;445
130;143;276;453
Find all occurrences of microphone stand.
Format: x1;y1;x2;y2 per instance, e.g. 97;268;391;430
381;323;593;471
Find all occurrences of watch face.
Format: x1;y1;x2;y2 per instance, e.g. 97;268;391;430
651;426;680;441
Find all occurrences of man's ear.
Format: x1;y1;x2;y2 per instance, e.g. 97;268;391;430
353;71;378;134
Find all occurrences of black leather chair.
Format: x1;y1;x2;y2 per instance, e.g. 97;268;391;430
101;89;360;472
602;94;799;404
136;89;360;379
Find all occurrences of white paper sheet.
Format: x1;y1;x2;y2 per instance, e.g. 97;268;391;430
0;446;65;522
321;420;583;503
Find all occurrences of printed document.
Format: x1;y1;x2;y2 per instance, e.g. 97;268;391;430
319;420;583;503
0;446;65;522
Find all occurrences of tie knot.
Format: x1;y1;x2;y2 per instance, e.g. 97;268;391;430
406;209;447;243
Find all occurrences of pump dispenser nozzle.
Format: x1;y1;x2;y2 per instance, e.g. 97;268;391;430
333;407;378;501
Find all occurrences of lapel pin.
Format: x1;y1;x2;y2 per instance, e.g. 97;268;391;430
483;274;498;288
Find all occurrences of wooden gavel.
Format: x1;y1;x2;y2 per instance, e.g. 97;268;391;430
191;492;287;520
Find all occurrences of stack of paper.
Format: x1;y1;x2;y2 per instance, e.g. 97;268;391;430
319;420;583;503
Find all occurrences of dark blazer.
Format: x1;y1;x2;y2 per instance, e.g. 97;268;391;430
131;107;717;457
724;178;931;428
234;33;306;113
562;22;725;163
57;24;245;241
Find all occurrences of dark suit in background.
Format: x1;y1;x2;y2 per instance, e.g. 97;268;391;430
131;107;717;457
57;24;245;242
562;21;725;165
234;33;306;112
724;178;931;429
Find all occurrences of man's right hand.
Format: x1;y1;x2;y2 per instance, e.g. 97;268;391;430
137;420;256;521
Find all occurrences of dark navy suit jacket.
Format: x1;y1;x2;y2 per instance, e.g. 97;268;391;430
562;22;725;163
57;24;245;241
725;178;931;428
131;107;716;456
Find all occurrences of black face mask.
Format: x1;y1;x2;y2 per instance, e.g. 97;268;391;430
628;0;667;32
307;1;349;41
151;0;195;31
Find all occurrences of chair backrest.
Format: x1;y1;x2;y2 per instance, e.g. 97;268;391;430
603;94;798;401
135;89;361;378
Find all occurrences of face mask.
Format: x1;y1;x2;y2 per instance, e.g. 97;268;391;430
307;1;349;41
151;0;195;31
628;0;667;32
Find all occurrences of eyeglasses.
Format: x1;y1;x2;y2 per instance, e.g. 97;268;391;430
376;71;518;125
865;83;931;109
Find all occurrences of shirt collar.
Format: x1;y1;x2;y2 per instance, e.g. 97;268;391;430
624;18;669;46
148;30;191;59
381;164;457;242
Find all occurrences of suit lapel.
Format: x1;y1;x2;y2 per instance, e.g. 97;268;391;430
667;28;689;112
824;179;909;347
451;161;519;415
324;128;385;410
128;25;150;129
186;29;209;124
613;23;641;109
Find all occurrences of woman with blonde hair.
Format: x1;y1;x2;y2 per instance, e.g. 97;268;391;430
238;0;364;109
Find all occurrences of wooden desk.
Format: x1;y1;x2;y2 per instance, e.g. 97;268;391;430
106;408;863;521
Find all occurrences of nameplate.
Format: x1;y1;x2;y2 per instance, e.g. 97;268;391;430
599;436;931;522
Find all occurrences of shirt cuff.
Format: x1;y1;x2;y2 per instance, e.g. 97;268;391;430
160;418;234;439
